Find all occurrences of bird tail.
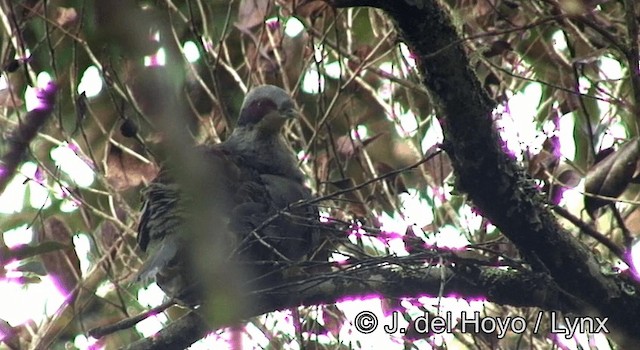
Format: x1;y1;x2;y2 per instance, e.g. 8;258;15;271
134;234;180;284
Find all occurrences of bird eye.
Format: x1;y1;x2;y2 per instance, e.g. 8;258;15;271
237;98;279;127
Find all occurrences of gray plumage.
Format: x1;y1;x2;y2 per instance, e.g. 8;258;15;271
136;85;316;305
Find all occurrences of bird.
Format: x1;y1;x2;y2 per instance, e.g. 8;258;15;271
135;85;317;306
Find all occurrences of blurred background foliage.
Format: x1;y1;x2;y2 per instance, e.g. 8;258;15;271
0;0;639;349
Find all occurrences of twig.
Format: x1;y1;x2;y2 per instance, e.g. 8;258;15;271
552;205;627;263
298;148;442;207
623;0;640;135
88;299;177;339
610;204;633;249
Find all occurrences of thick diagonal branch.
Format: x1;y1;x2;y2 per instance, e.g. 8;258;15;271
330;0;640;342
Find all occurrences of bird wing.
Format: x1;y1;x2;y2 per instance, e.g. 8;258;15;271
256;174;317;260
136;145;316;304
135;146;240;302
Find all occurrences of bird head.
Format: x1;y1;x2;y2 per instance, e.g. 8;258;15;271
235;85;299;135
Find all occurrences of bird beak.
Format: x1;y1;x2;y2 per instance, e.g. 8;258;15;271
260;108;299;133
278;108;300;129
282;107;300;120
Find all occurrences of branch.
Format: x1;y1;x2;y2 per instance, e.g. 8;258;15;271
329;0;640;343
123;261;574;350
623;0;640;133
301;148;441;207
552;205;626;261
0;82;57;194
88;300;176;339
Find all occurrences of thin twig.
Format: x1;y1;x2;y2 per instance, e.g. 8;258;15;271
88;299;178;339
552;205;627;263
298;148;442;207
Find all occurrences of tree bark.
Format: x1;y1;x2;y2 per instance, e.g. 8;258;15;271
330;0;640;344
125;264;574;350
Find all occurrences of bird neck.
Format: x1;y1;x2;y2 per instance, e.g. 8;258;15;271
223;128;304;182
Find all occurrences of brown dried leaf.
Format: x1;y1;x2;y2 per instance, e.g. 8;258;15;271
554;165;581;189
300;316;325;334
348;45;373;72
347;201;367;218
335;135;360;158
0;318;19;349
585;138;640;217
375;162;408;194
380;298;404;317
335;132;384;159
402;225;424;254
0;89;23;108
96;220;120;259
36;217;81;296
316;152;330;183
483;40;513;58
235;0;272;31
528;138;560;180
625;209;640;235
322;304;346;336
293;1;328;18
529;150;558;180
56;7;78;27
421;145;452;186
549;164;582;204
106;144;159;191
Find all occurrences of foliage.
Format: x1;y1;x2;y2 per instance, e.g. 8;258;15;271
1;0;639;349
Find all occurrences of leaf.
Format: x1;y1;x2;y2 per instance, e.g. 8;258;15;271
375;162;408;194
322;304;346;336
235;0;272;31
554;165;581;189
291;0;328;18
335;135;358;158
34;217;81;296
335;132;384;159
528;138;560;181
549;164;582;204
402;225;424;254
421;145;452;186
585;138;640;218
483;40;512;58
529;149;557;180
16;260;48;276
315;152;330;183
380;298;404;317
0;318;19;349
625;209;640;235
0;88;24;108
106;144;159;191
56;7;78;27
